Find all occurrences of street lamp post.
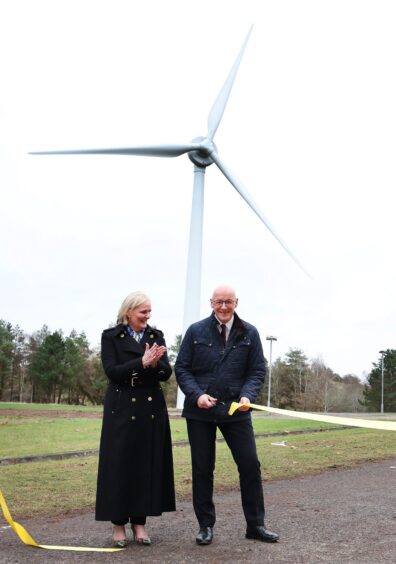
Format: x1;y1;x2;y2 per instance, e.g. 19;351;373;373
379;350;385;414
266;336;277;407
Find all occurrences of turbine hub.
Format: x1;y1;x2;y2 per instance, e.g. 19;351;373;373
188;136;216;168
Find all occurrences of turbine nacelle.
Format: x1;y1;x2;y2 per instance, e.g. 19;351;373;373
187;136;217;168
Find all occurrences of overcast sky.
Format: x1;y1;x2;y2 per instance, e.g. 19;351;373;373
1;0;395;380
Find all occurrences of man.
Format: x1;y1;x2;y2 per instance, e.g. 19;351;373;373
175;285;279;545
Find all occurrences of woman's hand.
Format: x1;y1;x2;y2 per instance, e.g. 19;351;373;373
149;344;167;367
142;343;167;368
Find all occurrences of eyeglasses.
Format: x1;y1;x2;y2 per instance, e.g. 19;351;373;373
211;299;236;307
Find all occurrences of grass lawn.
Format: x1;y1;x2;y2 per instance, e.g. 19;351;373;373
1;403;395;520
0;402;102;412
0;418;102;458
0;414;340;458
1;427;396;519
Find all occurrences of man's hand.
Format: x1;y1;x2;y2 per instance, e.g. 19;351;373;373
197;394;218;409
237;396;251;411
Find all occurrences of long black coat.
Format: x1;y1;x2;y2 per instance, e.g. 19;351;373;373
95;324;176;521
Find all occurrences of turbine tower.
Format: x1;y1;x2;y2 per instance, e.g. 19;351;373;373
30;26;309;408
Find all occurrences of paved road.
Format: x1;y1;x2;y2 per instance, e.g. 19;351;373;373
1;458;395;563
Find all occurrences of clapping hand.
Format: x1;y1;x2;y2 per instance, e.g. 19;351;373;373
142;343;167;368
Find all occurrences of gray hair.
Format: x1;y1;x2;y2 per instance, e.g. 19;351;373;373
117;291;150;324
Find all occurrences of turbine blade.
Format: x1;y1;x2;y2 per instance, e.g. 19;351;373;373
29;143;199;158
207;25;253;141
210;150;312;278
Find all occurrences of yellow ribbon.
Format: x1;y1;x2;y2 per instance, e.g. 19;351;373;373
228;402;396;431
0;490;124;552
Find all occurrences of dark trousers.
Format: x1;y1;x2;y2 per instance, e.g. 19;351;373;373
186;417;265;528
111;516;146;526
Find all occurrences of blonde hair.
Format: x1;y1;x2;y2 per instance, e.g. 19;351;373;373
117;291;150;324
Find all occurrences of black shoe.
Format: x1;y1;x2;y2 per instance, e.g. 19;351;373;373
196;526;213;545
246;525;279;543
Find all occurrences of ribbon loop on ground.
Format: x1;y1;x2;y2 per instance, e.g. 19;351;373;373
0;490;124;552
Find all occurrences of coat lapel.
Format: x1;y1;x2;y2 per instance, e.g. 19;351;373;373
120;335;143;354
140;327;156;348
115;325;143;354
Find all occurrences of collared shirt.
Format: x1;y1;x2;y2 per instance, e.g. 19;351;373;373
214;315;234;342
126;325;145;342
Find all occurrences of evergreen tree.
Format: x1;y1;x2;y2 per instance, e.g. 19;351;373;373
29;331;65;403
362;349;396;412
284;348;309;408
0;320;14;400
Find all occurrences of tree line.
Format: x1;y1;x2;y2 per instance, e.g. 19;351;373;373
0;319;394;411
263;348;395;413
156;337;396;413
0;320;107;405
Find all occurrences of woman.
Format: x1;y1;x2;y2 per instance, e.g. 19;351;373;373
95;291;176;547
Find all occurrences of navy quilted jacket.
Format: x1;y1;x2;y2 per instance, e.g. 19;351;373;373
175;312;265;422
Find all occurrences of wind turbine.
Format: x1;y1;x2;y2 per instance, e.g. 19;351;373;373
30;26;309;407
